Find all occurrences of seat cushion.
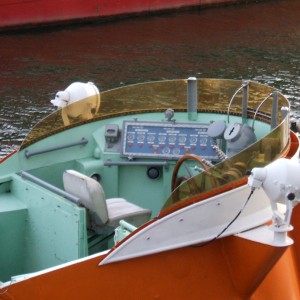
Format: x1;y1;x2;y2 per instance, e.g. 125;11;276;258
106;198;151;228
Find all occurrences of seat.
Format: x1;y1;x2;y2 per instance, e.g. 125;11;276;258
63;170;151;234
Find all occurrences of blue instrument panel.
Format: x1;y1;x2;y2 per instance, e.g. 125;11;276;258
121;121;221;160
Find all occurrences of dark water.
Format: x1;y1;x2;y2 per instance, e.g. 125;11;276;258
0;0;300;158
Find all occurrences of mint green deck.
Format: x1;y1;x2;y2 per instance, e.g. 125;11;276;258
0;113;270;282
0;79;289;282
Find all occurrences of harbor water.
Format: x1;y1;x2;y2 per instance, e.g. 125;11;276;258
0;0;300;158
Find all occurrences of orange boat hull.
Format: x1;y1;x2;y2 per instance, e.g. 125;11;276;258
2;208;300;300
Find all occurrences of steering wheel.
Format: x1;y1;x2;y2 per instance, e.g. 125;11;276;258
171;153;209;192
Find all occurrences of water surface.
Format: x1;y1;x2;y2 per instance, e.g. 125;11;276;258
0;0;299;158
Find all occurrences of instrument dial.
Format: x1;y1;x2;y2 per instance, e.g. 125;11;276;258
158;135;166;143
168;135;176;143
147;134;155;142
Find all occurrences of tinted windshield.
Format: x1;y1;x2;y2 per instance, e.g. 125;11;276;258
21;79;288;149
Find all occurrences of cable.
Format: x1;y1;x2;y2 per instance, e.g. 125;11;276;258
193;188;255;247
215;188;255;240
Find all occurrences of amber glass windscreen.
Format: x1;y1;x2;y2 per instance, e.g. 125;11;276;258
21;79;288;149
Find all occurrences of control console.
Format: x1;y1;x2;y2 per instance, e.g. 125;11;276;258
121;120;222;160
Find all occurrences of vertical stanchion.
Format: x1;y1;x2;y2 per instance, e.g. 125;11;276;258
271;91;278;129
187;77;198;121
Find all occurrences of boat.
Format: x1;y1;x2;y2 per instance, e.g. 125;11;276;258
0;77;300;299
1;0;258;31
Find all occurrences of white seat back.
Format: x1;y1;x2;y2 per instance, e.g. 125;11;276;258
63;170;109;225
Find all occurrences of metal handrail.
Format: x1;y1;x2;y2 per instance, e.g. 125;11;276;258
19;171;81;204
226;80;250;123
25;137;88;158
